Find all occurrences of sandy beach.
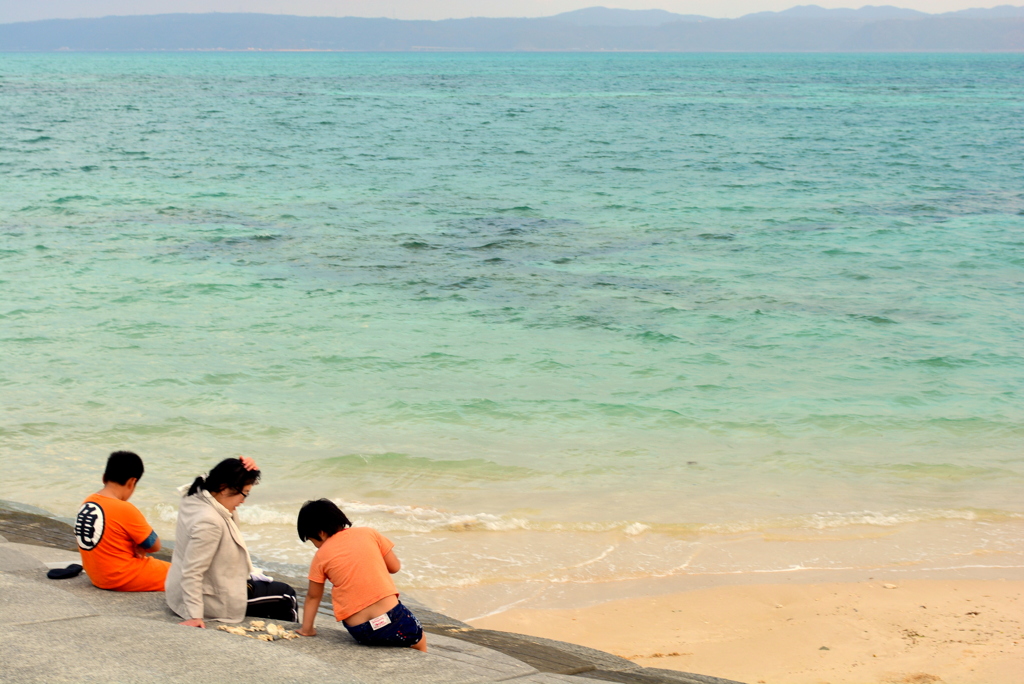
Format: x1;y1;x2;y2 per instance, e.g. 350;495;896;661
472;579;1024;684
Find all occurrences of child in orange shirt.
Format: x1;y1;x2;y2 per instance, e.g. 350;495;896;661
295;499;426;651
75;451;170;592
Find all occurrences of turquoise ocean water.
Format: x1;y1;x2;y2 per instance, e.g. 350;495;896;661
2;53;1023;616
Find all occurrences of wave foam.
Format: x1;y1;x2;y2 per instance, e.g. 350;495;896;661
238;504;295;526
333;499;529;532
153;498;1001;542
152;502;294;526
623;522;651;536
806;509;978;529
154;503;178;523
700;508;983;534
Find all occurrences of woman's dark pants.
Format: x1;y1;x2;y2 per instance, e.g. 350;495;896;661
246;579;298;622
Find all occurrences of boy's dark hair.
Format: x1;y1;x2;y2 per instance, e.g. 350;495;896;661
103;451;144;485
297;498;352;542
187;458;261;497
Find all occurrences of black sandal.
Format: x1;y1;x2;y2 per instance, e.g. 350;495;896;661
46;564;83;580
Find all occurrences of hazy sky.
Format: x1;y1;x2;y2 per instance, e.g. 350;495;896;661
1;0;1019;23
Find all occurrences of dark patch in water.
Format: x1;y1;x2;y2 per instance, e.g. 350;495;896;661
569;314;619;330
222;235;275;246
634;331;682;344
849;314;898;325
767;223;836;233
446;215;580;238
297;452;535;483
912;356;977;368
171;228;289;261
471;240;529;250
53;195;95;204
855;191;1024;219
698;233;736;241
440;277;487;290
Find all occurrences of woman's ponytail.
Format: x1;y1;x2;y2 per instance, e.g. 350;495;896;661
187;459;260;498
187;476;206;496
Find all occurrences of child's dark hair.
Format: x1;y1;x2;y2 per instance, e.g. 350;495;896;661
297;499;352;542
103;451;144;485
187;458;260;497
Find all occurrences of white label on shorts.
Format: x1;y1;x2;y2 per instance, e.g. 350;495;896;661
369;613;391;631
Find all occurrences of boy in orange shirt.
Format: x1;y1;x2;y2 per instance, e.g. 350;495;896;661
295;499;426;651
75;451;170;592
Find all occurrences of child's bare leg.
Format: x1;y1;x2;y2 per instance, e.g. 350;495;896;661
411;634;427;652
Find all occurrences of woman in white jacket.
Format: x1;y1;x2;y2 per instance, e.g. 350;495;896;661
166;457;297;628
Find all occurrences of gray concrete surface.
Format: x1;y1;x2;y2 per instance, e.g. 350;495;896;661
0;573;99;625
0;545;52;573
0;503;745;684
4;615;367;684
1;541;79;566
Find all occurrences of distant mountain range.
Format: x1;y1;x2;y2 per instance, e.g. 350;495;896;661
559;4;1024;23
2;5;1023;52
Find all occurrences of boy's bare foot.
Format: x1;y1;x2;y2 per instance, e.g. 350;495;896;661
296;626;317;637
180;618;206;628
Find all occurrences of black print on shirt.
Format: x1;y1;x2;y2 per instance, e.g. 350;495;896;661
75;501;106;551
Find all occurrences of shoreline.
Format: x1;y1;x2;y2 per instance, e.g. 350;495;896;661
398;517;1024;624
0;499;742;684
8;496;1023;682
